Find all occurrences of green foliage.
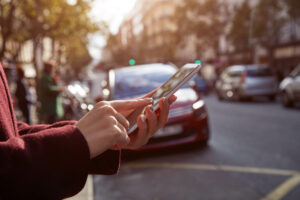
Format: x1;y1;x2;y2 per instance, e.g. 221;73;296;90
253;0;286;47
227;1;252;51
228;0;288;50
286;0;300;20
63;36;92;73
0;0;27;58
1;0;102;72
173;0;229;55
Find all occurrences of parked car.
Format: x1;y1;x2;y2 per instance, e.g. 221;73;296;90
102;63;210;151
216;64;278;101
189;75;208;95
62;81;94;120
280;64;300;107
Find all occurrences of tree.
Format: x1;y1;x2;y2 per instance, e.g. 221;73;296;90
285;0;300;41
286;0;300;24
253;0;286;48
19;0;99;73
227;1;252;51
173;0;229;59
0;0;27;60
103;33;125;66
1;0;101;75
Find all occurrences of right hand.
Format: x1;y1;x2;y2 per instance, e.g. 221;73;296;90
75;99;153;159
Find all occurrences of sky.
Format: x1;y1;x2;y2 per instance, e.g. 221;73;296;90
88;0;137;60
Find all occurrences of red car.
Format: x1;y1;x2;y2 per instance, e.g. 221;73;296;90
103;63;210;151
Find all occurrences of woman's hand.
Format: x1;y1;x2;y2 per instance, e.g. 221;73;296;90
76;99;153;159
121;95;177;150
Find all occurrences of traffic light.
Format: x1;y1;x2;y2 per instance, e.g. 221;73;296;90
129;59;136;66
195;60;202;65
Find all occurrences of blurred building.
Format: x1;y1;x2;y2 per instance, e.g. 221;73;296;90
1;37;67;78
105;0;300;77
109;0;182;64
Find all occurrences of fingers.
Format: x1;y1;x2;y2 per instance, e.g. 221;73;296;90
157;98;169;128
115;112;130;130
131;115;148;148
141;89;158;98
114;123;130;147
95;101;130;129
110;98;153;111
136;115;148;145
168;95;177;105
145;105;158;137
137;115;147;136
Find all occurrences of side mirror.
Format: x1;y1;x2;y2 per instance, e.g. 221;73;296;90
188;81;196;88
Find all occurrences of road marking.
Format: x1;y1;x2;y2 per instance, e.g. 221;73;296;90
124;162;299;176
123;162;300;200
262;175;300;200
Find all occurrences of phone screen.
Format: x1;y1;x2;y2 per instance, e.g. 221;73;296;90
127;63;201;134
151;67;197;106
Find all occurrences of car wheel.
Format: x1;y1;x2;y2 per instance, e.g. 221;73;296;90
216;90;223;101
268;95;276;102
281;92;293;107
234;90;241;101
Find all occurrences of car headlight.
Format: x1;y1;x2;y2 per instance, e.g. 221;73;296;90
81;103;88;110
192;100;206;118
192;100;204;110
88;104;94;111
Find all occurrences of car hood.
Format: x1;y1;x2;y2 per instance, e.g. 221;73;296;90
170;88;199;108
280;77;293;90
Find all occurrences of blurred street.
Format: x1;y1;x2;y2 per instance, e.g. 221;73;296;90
93;94;300;200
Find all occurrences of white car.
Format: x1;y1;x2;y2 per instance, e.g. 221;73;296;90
216;64;278;101
280;64;300;107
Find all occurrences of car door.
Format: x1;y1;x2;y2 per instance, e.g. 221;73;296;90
291;68;300;101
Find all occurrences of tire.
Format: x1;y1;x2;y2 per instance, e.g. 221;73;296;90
268;95;276;102
216;90;223;101
233;90;241;101
281;92;293;108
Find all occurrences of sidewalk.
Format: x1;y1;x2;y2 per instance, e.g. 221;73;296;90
66;175;93;200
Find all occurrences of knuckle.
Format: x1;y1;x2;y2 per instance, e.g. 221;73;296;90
101;105;115;114
107;116;118;125
96;101;106;107
111;126;121;137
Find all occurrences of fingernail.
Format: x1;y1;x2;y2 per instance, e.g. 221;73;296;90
164;97;168;106
141;115;146;122
144;98;153;102
149;105;154;112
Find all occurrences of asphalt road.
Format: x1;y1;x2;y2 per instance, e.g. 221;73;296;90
93;95;300;200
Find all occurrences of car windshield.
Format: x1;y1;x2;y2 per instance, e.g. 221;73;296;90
114;64;188;99
246;66;272;77
227;70;242;78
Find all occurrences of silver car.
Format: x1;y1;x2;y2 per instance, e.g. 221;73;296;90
216;64;278;101
280;64;300;107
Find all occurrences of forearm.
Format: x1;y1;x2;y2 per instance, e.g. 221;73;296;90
0;126;90;199
18;121;77;135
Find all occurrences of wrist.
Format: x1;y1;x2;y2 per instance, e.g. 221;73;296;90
75;123;116;159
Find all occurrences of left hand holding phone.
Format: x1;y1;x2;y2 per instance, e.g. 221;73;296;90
122;95;177;150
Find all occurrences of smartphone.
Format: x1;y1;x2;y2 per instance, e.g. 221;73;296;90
127;63;202;134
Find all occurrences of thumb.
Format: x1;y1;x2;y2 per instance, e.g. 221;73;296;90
110;98;153;111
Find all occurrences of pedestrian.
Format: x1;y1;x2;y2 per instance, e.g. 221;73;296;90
37;62;65;123
0;62;176;199
15;65;32;124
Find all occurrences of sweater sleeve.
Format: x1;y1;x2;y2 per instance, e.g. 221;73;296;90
0;125;90;199
17;121;121;175
17;120;78;135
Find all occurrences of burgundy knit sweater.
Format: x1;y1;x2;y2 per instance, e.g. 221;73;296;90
0;63;120;199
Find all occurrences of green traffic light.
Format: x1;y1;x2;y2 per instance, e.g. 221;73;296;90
129;59;136;66
195;60;202;65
